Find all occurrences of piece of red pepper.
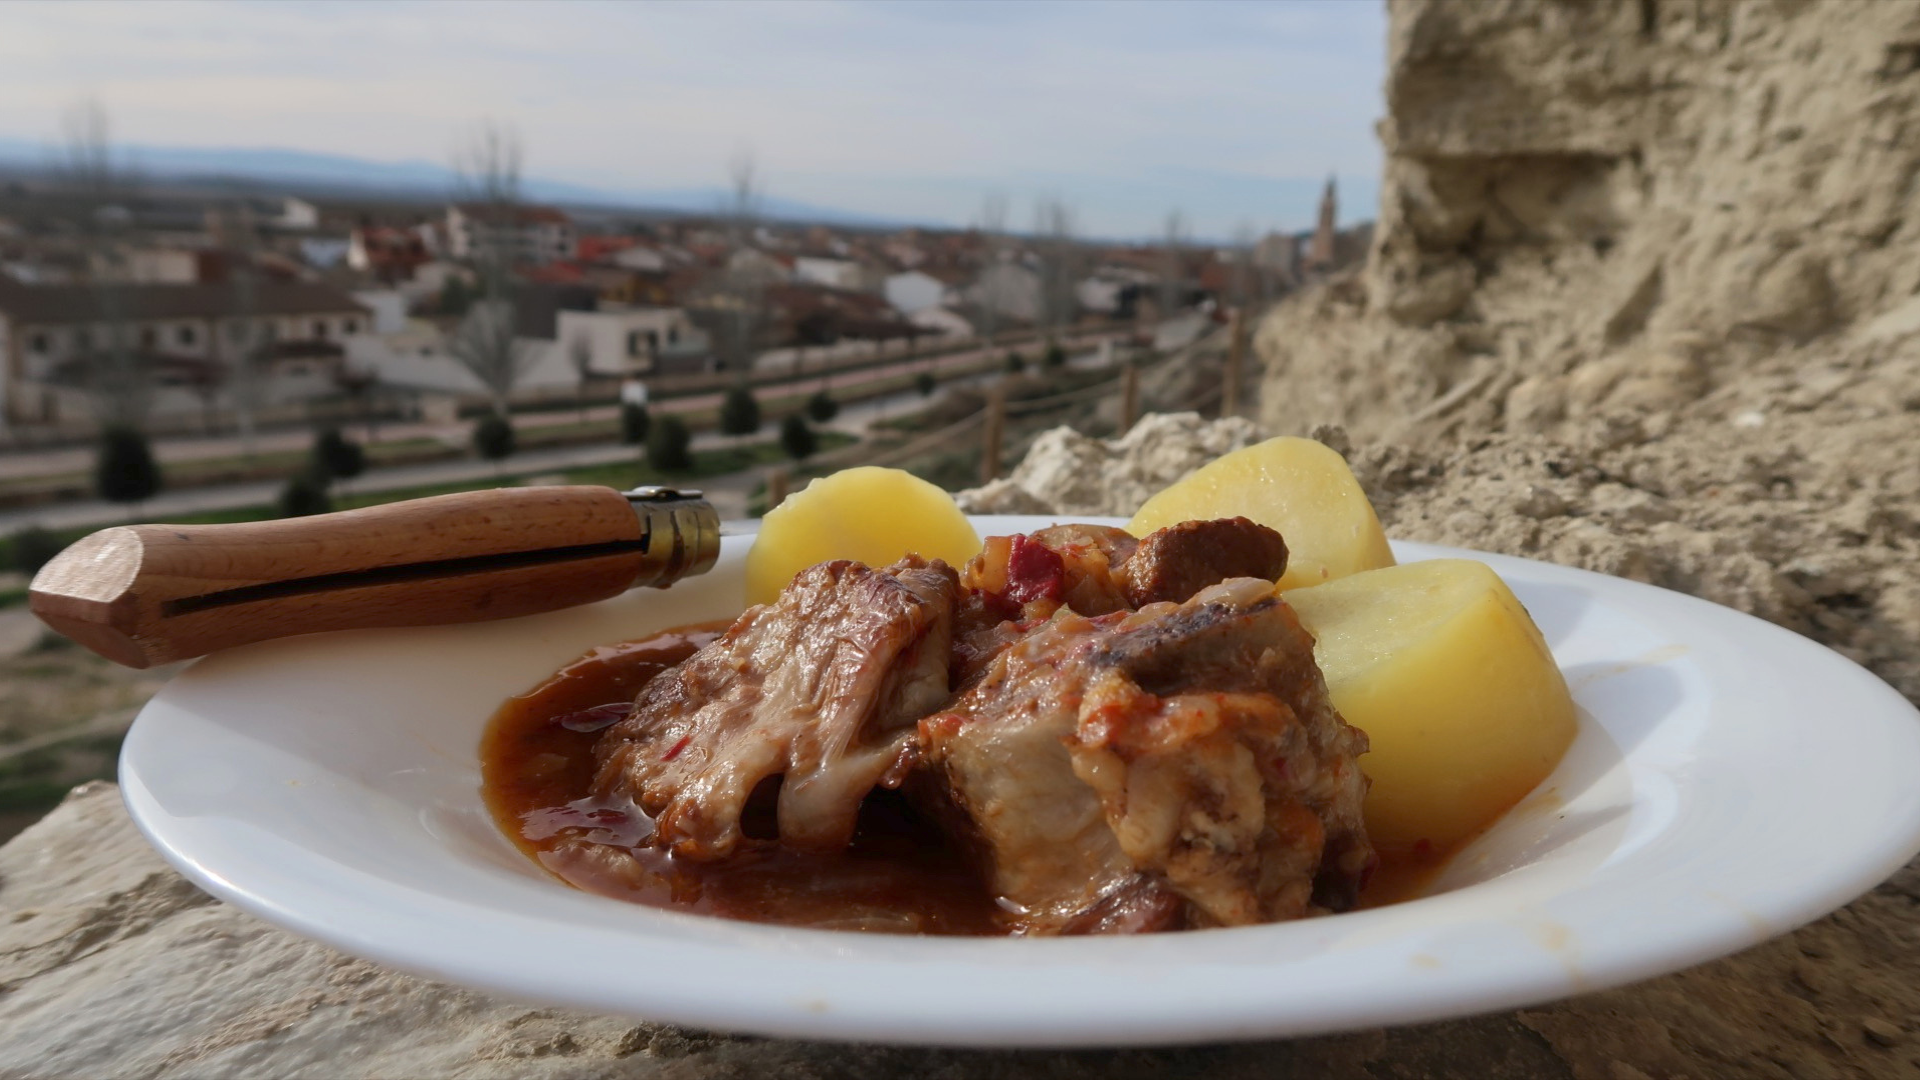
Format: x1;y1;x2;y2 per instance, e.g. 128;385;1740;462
1003;534;1066;605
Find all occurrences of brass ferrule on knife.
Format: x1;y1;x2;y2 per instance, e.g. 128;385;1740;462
624;486;721;589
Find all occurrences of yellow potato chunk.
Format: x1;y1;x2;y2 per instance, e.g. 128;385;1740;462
1126;436;1394;590
745;466;982;605
1284;559;1577;856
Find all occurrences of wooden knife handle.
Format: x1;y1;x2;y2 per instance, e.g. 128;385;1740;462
28;486;704;669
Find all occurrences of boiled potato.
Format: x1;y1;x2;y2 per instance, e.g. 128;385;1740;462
1126;436;1394;590
1285;559;1577;856
745;466;981;605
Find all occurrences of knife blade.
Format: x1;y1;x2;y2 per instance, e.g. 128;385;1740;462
28;485;728;669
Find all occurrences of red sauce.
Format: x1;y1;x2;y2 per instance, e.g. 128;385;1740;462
480;624;1456;933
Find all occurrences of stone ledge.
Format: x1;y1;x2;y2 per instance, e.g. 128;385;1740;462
3;774;1916;1077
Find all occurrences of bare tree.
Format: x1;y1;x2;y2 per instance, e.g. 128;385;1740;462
712;150;765;374
1158;209;1187;320
453;120;523;286
569;333;593;421
726;150;761;248
972;193;1008;346
454;122;524;208
1032;197;1078;334
1229;221;1256;312
60;98;115;203
448;121;529;414
447;297;528;414
58;98;149;432
223;201;264;457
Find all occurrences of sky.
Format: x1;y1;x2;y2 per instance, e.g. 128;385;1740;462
0;0;1387;240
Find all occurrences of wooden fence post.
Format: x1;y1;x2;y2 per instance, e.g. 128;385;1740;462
980;387;1006;484
1119;363;1140;433
766;468;789;512
1224;306;1246;417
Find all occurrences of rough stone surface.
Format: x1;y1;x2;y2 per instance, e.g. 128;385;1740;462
1259;0;1920;450
5;768;1920;1077
955;412;1263;518
1244;0;1920;706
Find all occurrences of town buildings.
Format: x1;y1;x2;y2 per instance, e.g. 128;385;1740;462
0;278;372;426
0;168;1375;437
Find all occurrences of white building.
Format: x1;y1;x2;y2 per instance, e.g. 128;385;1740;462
611;245;670;273
727;248;794;286
343;321;486;398
446;204;576;265
909;305;973;340
124;249;202;285
272;197;320;231
551;307;709;378
970;262;1044;325
1075;277;1128;316
349;290;410;335
884;270;950;315
795;256;882;293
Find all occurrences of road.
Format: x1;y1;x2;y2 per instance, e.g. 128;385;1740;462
0;355;1037;534
0;332;1111;484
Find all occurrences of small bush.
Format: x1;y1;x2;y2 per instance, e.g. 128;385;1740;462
472;412;516;462
915;371;937;397
94;425;161;504
1042;341;1067;369
780;413;818;461
720;384;762;437
805;390;839;423
9;527;66;575
438;275;474;316
312;427;366;483
647;414;693;472
1003;351;1025;374
278;472;332;518
620;402;652;445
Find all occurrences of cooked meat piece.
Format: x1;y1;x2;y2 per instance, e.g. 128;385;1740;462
919;577;1372;934
593;556;957;860
1118;516;1288;608
950;519;1288;689
1054;872;1189;934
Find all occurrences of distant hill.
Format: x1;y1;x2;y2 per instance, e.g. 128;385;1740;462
0;136;910;228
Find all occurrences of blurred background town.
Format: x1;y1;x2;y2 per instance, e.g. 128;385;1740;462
0;1;1378;837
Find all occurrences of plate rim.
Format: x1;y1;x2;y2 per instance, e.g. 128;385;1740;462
117;518;1920;1046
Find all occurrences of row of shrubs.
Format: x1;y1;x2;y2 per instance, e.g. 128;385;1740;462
9;360;1004;574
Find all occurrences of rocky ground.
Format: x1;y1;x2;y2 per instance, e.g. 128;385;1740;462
0;615;178;844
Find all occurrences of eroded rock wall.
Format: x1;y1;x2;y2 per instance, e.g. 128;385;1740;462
1246;0;1920;703
1260;0;1920;445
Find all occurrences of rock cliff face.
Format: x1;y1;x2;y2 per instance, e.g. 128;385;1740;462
1262;0;1920;445
1253;0;1920;703
955;412;1263;517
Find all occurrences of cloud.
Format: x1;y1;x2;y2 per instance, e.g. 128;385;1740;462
0;0;1386;236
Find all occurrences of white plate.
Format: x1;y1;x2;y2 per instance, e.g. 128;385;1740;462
120;516;1920;1047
